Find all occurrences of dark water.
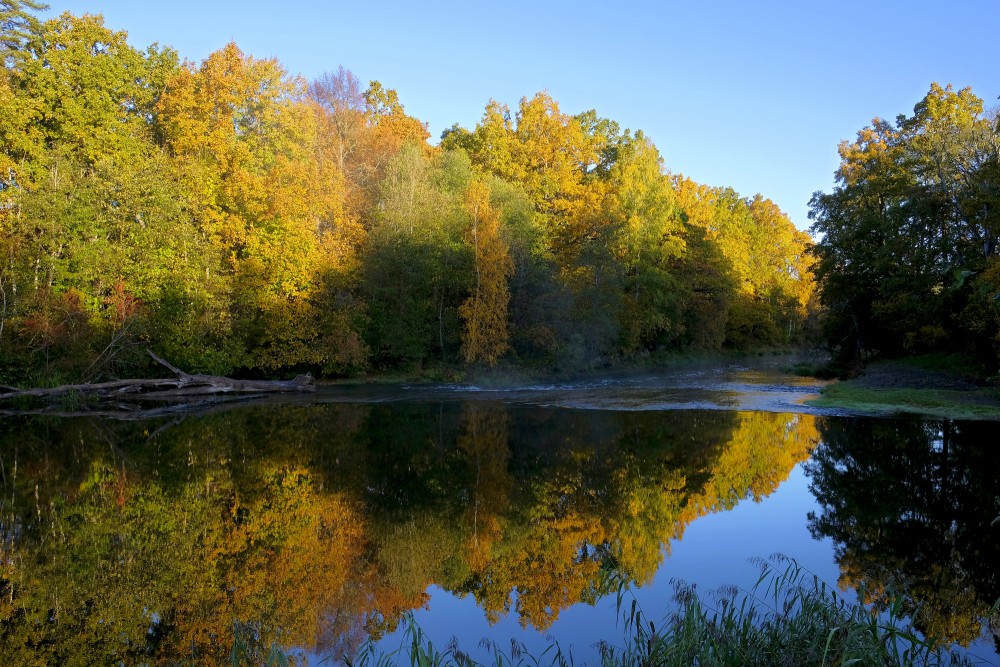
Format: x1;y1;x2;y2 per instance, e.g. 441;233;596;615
0;368;998;665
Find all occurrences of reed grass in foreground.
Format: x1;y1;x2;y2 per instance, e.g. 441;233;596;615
213;556;981;666
341;556;978;667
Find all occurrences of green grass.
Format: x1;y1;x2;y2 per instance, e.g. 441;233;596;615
806;381;1000;420
802;353;1000;419
336;556;978;667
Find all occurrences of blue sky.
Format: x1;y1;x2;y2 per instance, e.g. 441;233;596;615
44;0;999;231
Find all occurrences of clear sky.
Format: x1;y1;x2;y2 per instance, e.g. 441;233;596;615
43;0;999;231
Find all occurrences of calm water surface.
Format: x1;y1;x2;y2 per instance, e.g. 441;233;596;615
0;361;997;665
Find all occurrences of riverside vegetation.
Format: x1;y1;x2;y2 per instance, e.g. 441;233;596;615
1;0;815;387
3;2;999;404
801;354;1000;420
2;3;998;416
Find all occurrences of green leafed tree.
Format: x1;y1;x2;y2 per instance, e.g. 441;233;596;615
810;83;1000;365
0;0;46;60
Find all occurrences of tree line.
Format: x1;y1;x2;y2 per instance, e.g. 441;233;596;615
0;3;816;384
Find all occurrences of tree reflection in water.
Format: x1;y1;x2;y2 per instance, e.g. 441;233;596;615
0;404;818;664
807;418;1000;651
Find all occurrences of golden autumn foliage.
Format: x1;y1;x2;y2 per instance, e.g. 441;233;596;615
0;3;821;384
151;43;365;371
459;181;514;365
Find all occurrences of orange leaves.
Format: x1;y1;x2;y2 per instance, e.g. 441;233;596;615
364;80;431;158
156;44;323;234
103;277;142;329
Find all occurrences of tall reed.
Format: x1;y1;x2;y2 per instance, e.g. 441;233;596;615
595;555;975;666
246;555;984;666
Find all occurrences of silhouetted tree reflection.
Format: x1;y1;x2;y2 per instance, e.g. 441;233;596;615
807;418;1000;649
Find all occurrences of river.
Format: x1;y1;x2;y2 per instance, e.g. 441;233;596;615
0;359;997;665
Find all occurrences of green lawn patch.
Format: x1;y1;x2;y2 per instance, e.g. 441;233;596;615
806;378;1000;420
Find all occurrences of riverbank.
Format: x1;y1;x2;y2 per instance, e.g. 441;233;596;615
326;347;829;387
2;350;832;418
804;355;1000;420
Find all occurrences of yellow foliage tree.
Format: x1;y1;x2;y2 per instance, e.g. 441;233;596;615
459;180;513;365
155;43;360;369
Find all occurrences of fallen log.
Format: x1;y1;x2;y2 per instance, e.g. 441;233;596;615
0;350;315;406
143;349;315;394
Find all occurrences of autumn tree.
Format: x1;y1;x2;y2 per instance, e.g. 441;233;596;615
310;67;366;175
446;94;621;363
449;92;604;254
155;43;363;372
604;131;686;352
361;147;472;367
309;67;371;224
669;175;817;350
0;7;823;383
0;10;184;380
351;79;432;223
459;180;513;365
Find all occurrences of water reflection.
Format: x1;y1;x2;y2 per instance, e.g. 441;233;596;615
806;418;1000;651
0;404;818;664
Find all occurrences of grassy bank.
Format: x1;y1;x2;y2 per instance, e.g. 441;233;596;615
804;354;1000;420
807;384;1000;420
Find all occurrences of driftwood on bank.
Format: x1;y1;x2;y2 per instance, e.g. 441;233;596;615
0;350;314;412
